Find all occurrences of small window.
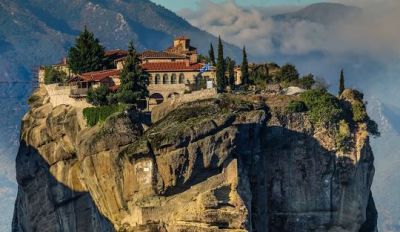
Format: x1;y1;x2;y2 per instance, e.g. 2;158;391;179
179;73;185;84
171;74;177;84
155;74;161;84
163;74;169;84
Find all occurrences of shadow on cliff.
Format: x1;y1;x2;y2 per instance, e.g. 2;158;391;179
234;124;378;232
12;141;115;232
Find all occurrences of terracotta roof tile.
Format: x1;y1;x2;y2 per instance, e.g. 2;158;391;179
141;50;186;59
80;69;120;82
142;62;204;72
105;49;128;57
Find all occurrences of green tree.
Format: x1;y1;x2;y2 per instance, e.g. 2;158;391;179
241;46;249;85
44;67;67;84
249;64;269;87
299;73;315;89
116;41;148;105
226;57;236;90
87;84;110;106
68;26;105;74
209;43;216;66
278;64;299;83
216;36;226;93
339;69;345;95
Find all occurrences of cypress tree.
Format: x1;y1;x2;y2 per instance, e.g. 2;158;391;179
241;46;249;85
216;36;226;93
226;57;235;90
68;26;105;74
117;41;148;105
209;43;216;66
339;69;345;95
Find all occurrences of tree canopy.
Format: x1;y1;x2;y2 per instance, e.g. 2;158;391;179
216;36;226;93
278;64;299;83
209;43;216;66
241;46;249;85
339;69;345;95
68;26;105;74
226;57;235;89
116;41;148;106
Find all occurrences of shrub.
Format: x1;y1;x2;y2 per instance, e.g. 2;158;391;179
367;119;380;137
335;120;352;152
44;67;67;84
87;85;110;106
352;101;367;122
83;104;125;127
287;100;307;113
300;89;344;126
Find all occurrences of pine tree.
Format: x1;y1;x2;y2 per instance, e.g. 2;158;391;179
339;69;345;95
117;41;148;105
241;46;249;85
68;26;105;74
209;43;216;66
216;36;226;93
226;57;235;90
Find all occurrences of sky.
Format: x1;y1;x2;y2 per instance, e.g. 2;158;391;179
151;0;321;11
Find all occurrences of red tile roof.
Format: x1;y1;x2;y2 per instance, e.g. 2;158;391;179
105;49;128;57
80;69;120;82
142;62;204;72
141;50;186;59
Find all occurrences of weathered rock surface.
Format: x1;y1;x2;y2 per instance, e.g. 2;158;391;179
13;87;377;232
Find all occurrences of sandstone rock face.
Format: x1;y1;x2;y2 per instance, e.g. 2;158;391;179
13;88;377;232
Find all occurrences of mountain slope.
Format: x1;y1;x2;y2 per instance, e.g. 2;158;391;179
0;1;241;231
273;2;362;25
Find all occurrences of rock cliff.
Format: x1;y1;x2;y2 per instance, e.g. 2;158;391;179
12;87;377;232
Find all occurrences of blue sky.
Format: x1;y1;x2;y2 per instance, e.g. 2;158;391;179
150;0;321;11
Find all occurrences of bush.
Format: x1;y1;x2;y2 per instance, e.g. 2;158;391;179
83;104;125;127
87;85;110;106
300;89;344;126
287;100;307;113
44;67;67;84
352;101;367;122
335;120;352;152
367;119;380;137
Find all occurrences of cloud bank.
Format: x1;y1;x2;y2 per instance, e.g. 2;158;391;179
179;0;400;62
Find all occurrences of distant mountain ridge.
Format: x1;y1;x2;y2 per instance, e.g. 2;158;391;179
273;2;362;25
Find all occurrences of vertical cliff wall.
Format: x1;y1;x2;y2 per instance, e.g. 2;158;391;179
12;87;377;231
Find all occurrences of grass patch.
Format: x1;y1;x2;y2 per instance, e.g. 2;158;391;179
83;104;125;127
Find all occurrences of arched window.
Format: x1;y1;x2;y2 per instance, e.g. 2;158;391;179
155;74;161;84
149;75;154;84
163;74;169;84
179;73;185;84
171;74;177;84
